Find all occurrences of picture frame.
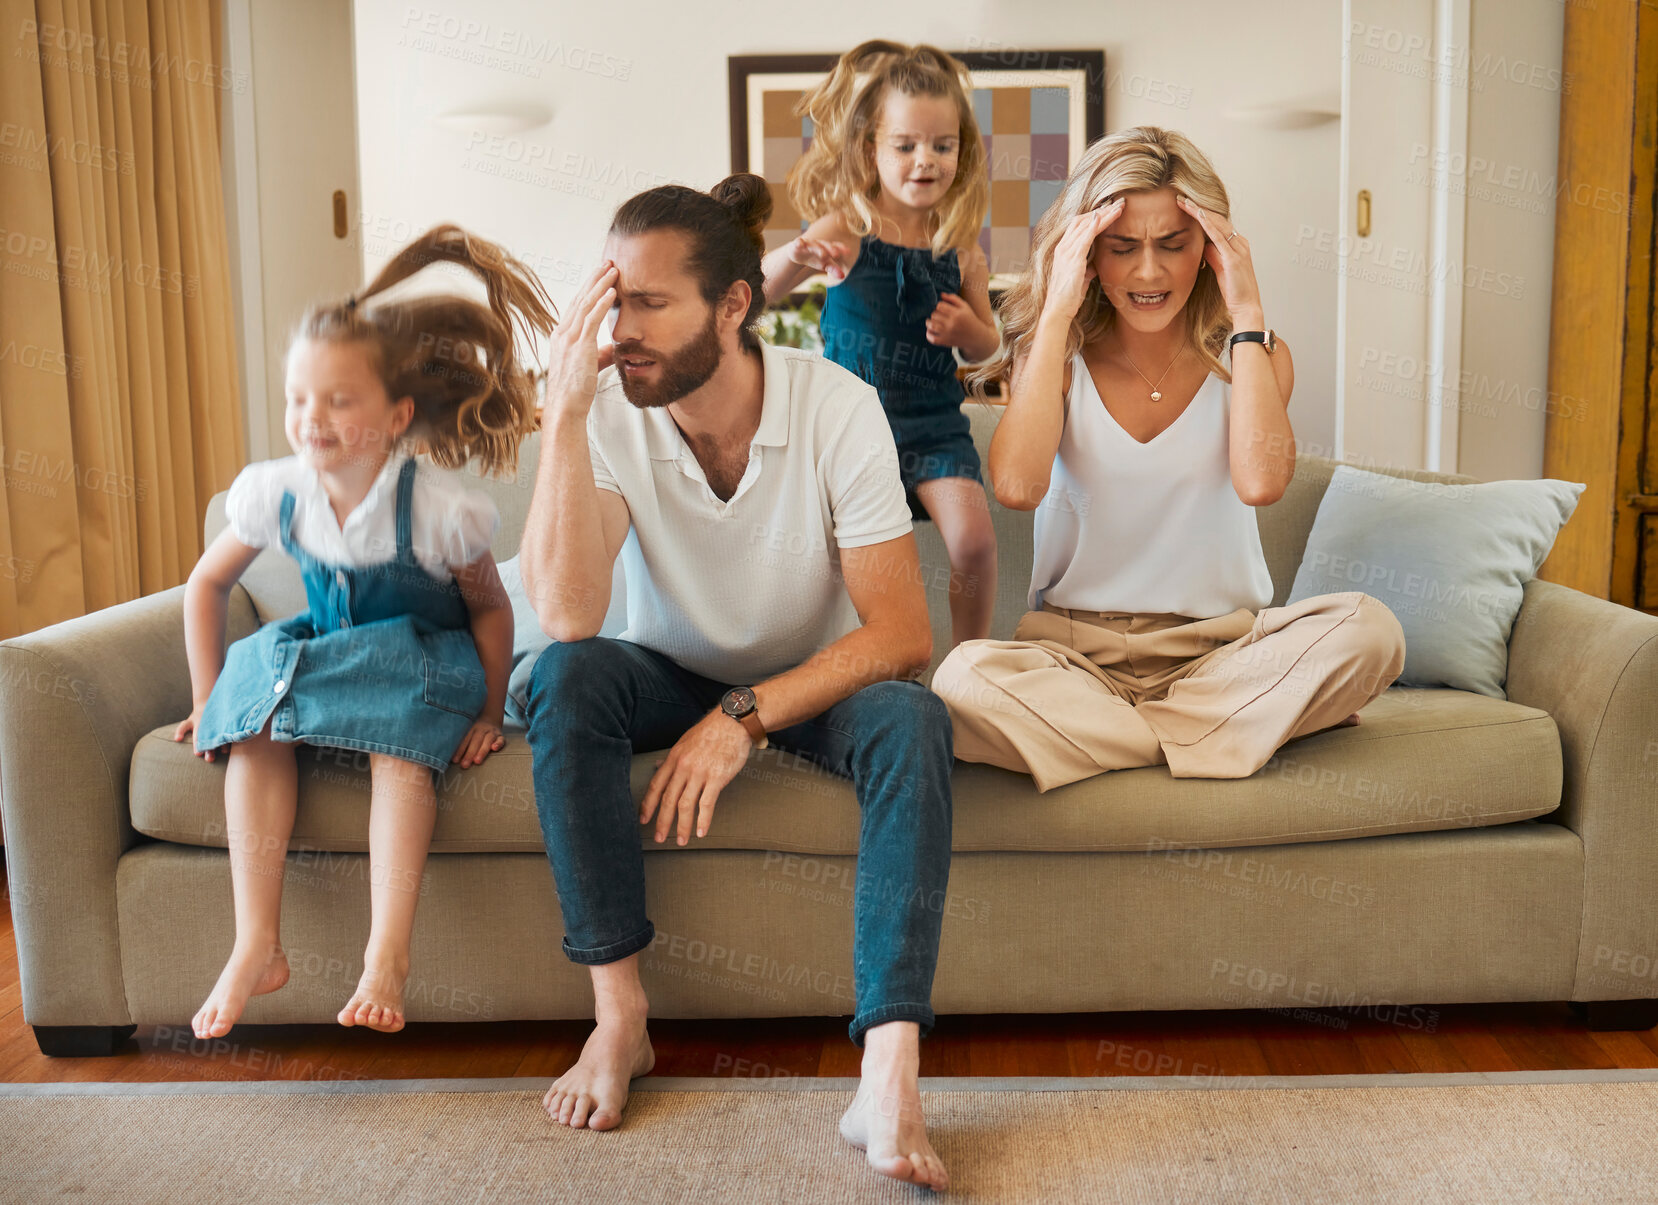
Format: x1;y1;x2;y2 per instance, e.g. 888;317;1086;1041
729;49;1106;290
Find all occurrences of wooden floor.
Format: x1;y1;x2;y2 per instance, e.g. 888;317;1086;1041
6;866;1658;1085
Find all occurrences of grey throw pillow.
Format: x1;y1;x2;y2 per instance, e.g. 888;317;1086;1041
496;554;630;727
1286;465;1584;698
496;555;553;729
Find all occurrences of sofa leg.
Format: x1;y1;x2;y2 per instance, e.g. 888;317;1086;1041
1569;1000;1658;1031
32;1024;136;1057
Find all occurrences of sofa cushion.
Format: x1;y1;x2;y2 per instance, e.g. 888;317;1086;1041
131;685;1560;855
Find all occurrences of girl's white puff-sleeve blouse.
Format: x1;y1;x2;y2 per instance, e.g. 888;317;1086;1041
223;449;500;581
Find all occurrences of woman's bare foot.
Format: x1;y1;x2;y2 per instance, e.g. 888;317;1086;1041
193;943;289;1038
337;952;409;1032
838;1022;948;1191
543;1017;656;1130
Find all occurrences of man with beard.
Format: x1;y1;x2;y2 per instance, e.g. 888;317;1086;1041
517;174;953;1193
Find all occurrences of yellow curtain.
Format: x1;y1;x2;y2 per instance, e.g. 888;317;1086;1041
0;0;244;637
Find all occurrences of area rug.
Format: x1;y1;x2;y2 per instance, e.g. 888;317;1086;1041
5;1071;1657;1202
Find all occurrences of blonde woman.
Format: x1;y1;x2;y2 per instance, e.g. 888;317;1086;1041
932;127;1405;790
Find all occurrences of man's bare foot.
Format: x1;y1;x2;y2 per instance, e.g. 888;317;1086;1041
337;952;409;1032
839;1023;948;1191
543;1017;656;1131
193;943;289;1038
1338;712;1361;727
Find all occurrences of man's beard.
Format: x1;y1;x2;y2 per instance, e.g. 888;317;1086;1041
615;308;723;409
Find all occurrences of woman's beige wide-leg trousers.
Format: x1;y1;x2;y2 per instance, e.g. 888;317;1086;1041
931;591;1406;792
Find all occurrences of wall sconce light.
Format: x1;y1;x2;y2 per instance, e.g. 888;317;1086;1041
1221;96;1341;129
431;102;553;135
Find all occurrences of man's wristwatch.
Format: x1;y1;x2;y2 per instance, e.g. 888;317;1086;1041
720;686;768;749
1229;328;1277;353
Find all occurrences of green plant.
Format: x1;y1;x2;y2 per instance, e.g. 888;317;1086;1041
759;282;828;351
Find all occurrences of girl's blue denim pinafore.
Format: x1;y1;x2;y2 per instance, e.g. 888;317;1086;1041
194;457;488;774
817;232;983;520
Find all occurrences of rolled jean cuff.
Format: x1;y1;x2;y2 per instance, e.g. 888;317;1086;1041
561;921;656;966
849;1002;936;1048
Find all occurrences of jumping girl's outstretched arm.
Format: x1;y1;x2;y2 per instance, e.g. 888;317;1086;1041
760;211;856;305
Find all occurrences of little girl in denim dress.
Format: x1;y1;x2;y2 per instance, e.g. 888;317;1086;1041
174;224;553;1042
762;40;1002;648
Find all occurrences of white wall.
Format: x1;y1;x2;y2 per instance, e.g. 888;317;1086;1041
1457;0;1564;481
352;0;1346;450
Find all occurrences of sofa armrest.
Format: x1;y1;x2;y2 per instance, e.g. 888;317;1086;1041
1505;577;1658;999
0;583;260;1026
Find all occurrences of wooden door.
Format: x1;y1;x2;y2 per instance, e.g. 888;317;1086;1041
1541;1;1657;613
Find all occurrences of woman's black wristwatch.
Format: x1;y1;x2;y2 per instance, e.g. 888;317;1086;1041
1229;329;1277;353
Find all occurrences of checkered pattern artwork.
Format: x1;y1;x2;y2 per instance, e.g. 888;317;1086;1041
754;81;1085;278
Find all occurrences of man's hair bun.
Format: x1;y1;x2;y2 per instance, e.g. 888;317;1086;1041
710;173;773;250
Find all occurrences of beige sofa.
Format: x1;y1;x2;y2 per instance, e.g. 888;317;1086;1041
5;405;1657;1057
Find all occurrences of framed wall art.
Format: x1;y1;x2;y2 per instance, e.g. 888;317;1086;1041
729;49;1106;288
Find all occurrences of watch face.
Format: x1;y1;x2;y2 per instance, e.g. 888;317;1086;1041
722;686;756;718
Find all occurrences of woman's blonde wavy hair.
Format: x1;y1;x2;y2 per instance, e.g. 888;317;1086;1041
292;223;555;479
786;40;987;257
966;126;1234;399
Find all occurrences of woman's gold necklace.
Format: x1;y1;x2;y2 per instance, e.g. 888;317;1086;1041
1120;344;1185;403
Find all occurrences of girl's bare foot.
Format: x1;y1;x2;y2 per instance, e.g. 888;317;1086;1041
543;1016;656;1131
193;943;290;1038
337;953;409;1032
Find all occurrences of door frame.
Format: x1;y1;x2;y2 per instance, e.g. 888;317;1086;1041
1539;1;1656;605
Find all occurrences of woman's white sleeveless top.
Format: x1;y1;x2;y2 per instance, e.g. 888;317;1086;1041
1027;350;1275;619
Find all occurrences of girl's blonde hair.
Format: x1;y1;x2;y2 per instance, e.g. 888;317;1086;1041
787;40;987;257
966;126;1233;399
292;224;555;478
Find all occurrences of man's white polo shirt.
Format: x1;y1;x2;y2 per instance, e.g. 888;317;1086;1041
586;338;913;683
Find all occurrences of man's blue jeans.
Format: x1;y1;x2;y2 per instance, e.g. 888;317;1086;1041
525;636;954;1046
